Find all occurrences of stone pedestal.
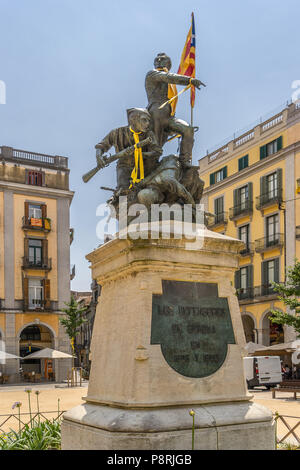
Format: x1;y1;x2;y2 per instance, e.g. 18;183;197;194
61;224;275;450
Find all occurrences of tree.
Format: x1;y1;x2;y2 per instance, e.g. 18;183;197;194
59;295;87;368
270;260;300;337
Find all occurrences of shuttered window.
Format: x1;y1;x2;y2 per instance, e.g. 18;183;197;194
209;167;227;186
238;155;249;171
260;136;283;160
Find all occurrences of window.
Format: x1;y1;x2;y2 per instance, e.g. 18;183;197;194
27;171;43;186
28;279;43;309
28;239;42;266
238;155;249;171
260;136;283;160
214;196;224;224
20;326;41;341
28;204;42;219
266;214;279;245
239;186;249;210
261;258;279;294
240;267;248;290
210;167;227;185
239;224;249;247
267;172;278;199
235;265;253;299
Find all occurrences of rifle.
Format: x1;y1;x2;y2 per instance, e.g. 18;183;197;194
82;136;152;183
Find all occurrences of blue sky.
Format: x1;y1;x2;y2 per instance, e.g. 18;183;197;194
0;0;299;290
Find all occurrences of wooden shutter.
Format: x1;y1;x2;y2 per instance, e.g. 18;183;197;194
277;136;283;152
260;145;267;160
42;239;48;266
261;261;268;287
210;173;215;185
248;182;253;205
24;238;29;260
222;166;227;179
238;157;243;172
41;204;47;219
24;202;29;220
235;270;241;290
274;258;280;283
23;277;29;310
43;279;51;309
260;175;267;205
276;168;283;201
233;188;238;208
247;265;254;288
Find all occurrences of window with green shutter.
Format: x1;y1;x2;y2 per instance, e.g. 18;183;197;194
238;155;249;171
260;136;283;160
210;167;228;185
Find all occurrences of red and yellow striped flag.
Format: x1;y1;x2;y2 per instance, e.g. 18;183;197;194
177;12;196;108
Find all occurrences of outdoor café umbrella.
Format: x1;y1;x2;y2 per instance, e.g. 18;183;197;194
0;351;22;360
243;342;266;355
252;340;300;356
22;347;73;359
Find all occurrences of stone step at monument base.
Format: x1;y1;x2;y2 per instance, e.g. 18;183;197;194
61;401;275;450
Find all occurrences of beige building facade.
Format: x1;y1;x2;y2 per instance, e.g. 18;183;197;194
199;101;300;347
0;146;74;382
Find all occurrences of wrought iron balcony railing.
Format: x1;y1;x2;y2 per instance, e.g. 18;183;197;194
236;284;278;301
254;284;277;297
22;257;52;270
229;200;253;220
207;211;228;228
239;242;255;257
255;233;284;252
256;189;283;210
236;287;254;301
22;216;51;232
23;299;53;312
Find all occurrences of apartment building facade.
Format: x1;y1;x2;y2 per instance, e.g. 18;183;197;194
0;145;74;382
199;102;300;347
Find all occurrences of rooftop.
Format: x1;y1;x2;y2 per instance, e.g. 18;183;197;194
0;146;69;170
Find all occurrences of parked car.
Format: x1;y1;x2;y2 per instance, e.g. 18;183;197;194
243;356;283;390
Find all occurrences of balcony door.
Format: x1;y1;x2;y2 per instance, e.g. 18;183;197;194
266;214;279;246
28;279;43;309
28;239;42;266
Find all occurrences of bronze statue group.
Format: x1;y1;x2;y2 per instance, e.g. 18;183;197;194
83;53;205;217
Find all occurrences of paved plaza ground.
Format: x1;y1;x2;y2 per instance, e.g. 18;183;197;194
0;384;299;446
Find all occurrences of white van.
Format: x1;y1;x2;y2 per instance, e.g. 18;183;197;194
243;356;283;390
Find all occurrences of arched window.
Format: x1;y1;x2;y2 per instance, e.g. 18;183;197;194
20;326;41;341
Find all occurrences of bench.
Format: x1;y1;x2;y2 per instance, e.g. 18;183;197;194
272;387;300;399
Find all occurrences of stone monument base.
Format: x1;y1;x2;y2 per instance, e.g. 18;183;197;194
62;224;275;450
62;401;274;450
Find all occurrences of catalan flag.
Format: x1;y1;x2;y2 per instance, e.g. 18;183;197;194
177;12;196;108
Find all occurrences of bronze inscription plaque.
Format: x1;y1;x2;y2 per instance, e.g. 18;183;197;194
151;280;235;378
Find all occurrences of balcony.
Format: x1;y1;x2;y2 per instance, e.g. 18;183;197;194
254;284;277;298
239;242;255;257
207;211;228;229
229;200;253;220
22;257;52;271
237;284;278;302
22;216;51;232
256;189;282;210
255;233;284;253
236;287;254;301
23;299;53;312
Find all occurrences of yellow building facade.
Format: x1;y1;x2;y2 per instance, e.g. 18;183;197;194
0;146;74;382
199;102;300;347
